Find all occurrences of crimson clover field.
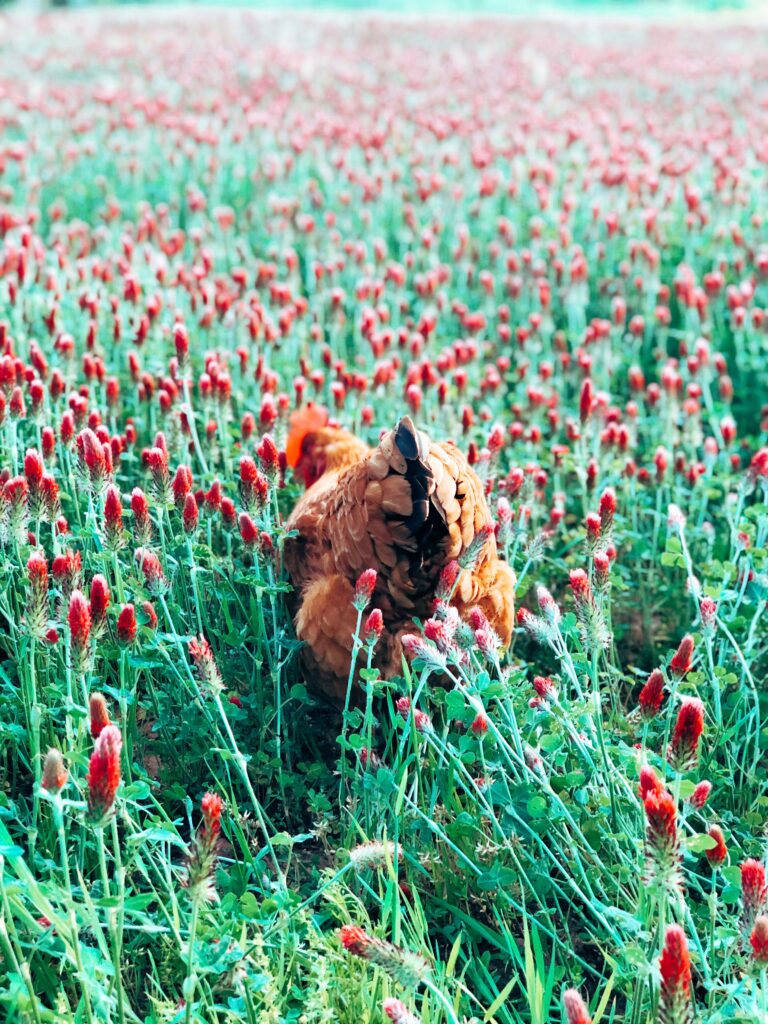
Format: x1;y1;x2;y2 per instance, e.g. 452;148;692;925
0;8;767;1024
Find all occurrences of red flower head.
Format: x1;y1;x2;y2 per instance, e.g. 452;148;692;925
750;916;768;964
638;765;664;801
240;459;259;491
76;428;109;490
354;569;378;611
60;410;74;444
42;748;68;793
748;447;768;485
435;560;461;603
26;551;49;638
579;378;593;424
533;675;557;701
42;427;56;460
468;607;490;632
89;574;110;625
643;787;678;879
598;487;616;533
568;567;608;648
239;456;268;510
220;497;236;527
87;724;122;822
382;999;420;1024
585;512;601;549
4;476;28;528
536;585;561;624
89;692;111;739
239;512;258;547
173;322;189;364
471;712;489;737
517;606;552;645
593;551;610;588
183;492;199;534
103;484;124;546
569;569;592;607
135;548;167;595
52;548;82;598
185;789;225;902
658;926;692;1024
741;859;768;932
27;551;48;588
257;434;280;477
201;791;223;839
563;989;592;1024
395;692;432;731
669;635;694;678
689;780;711;809
638;669;665;718
10;385;25;419
474;625;500;659
189;635;223;693
705;825;727;867
142;601;158;630
338;925;428;989
41;475;60;521
400;633;445;677
204;479;222;515
423;616;455;653
172;464;193;509
131;488;152;544
363;608;384;647
146;446;171;503
24;448;44;492
68;589;91;669
700;598;717;635
667;698;704;771
241;411;256;440
117;604;138;645
339;924;372;958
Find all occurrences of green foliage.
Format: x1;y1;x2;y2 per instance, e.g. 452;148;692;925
0;8;767;1024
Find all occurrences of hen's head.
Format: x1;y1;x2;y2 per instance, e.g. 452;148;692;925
286;404;368;487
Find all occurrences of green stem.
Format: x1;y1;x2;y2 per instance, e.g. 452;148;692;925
184;896;200;1024
338;607;363;805
53;797;95;1024
182;377;210;476
422;977;460;1024
96;825;127;1024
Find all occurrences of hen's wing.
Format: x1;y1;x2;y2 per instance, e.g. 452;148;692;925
284;471;341;599
321;417;496;612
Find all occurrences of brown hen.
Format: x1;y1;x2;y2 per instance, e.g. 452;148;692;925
284;406;515;702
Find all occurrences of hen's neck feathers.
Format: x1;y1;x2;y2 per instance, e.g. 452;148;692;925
314;428;370;472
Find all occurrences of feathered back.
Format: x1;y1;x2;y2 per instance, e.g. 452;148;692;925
284;415;515;697
285;416;495;613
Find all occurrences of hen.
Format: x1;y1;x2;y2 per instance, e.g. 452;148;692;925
283;406;515;702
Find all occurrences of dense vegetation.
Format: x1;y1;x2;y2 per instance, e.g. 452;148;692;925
0;9;767;1023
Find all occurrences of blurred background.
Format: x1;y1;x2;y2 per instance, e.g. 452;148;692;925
3;0;761;13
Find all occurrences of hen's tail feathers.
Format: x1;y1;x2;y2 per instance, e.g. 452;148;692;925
394;417;439;534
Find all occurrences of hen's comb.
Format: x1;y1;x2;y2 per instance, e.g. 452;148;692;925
285;403;329;467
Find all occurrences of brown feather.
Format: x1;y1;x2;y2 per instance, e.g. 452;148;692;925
284;419;516;702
